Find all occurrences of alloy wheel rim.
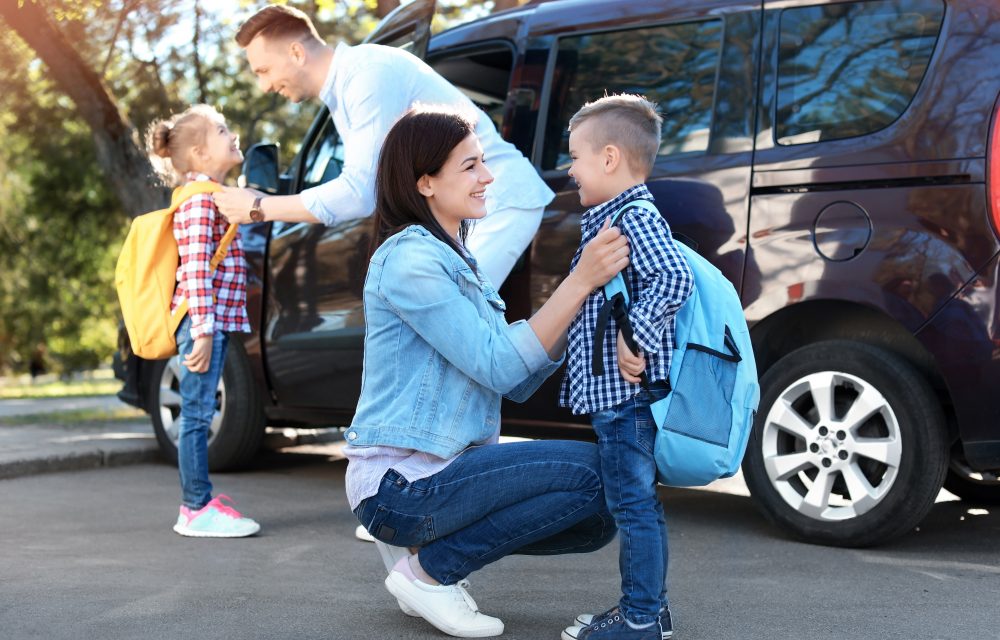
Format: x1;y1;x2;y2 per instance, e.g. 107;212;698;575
761;370;902;522
157;356;225;448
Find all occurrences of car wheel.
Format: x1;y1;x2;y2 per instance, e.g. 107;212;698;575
742;340;948;547
147;339;266;471
943;454;1000;505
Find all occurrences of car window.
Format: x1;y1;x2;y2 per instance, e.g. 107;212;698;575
301;118;344;191
430;46;514;134
776;0;944;146
542;20;723;171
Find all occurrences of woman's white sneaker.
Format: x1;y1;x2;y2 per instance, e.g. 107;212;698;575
384;559;502;638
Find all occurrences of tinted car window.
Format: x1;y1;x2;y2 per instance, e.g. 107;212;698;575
301;118;344;190
543;20;723;170
776;0;944;145
431;47;513;134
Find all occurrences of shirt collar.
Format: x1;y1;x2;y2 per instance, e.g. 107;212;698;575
184;172;217;184
583;183;654;227
320;42;351;111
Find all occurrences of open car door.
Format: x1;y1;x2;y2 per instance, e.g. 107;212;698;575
364;0;436;54
262;0;437;416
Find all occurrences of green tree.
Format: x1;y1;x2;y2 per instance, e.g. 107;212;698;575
0;0;504;373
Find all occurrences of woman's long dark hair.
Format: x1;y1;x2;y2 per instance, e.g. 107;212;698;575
369;106;478;272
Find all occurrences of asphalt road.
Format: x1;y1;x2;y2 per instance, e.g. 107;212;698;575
1;448;998;640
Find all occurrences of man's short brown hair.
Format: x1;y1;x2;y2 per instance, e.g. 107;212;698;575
235;5;324;48
568;94;663;178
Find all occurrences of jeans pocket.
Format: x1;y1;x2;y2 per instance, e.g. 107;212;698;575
634;400;656;456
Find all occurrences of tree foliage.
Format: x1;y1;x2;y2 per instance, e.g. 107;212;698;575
0;0;519;373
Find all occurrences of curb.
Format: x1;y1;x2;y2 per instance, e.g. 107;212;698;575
0;444;162;481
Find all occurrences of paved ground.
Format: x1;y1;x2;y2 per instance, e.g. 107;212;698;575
1;447;998;640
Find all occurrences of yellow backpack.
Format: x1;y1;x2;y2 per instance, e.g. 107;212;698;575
115;181;239;360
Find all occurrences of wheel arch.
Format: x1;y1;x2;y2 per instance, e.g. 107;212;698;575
748;299;955;439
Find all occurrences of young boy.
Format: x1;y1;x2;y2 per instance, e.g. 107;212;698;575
560;95;694;640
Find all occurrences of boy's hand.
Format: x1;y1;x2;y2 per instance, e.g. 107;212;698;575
183;335;213;374
575;217;629;290
617;330;646;384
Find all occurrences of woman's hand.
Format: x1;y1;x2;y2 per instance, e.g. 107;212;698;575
573;217;630;291
183;336;213;374
617;329;646;384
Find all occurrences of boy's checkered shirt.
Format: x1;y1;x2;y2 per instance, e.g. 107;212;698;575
559;184;694;416
170;172;251;340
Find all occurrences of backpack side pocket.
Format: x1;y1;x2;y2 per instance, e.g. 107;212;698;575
662;345;737;447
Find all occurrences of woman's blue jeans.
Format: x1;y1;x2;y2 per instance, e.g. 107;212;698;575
175;316;228;510
354;439;617;585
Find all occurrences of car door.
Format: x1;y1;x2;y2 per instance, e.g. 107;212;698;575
263;0;436;417
509;0;763;426
527;0;762;308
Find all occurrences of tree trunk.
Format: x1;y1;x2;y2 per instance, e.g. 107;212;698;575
377;0;400;19
0;0;168;216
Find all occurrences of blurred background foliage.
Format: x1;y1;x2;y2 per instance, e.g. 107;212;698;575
0;0;524;375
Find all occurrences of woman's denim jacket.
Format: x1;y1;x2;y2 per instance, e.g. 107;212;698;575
344;225;562;459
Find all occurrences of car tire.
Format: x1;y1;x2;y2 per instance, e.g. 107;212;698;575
742;340;948;547
147;339;266;471
943;454;1000;505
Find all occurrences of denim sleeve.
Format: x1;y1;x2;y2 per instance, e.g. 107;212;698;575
378;235;553;394
503;352;564;403
620;207;695;354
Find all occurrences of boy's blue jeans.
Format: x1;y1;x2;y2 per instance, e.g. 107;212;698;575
354;440;617;585
591;388;669;626
175;315;228;510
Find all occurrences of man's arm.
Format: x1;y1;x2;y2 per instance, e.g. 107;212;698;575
216;59;411;227
213;189;321;225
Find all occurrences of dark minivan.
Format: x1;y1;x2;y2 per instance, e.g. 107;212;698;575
116;0;1000;547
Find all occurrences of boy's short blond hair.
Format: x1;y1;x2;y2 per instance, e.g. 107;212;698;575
568;94;662;178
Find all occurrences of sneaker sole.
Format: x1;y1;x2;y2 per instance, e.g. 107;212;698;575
173;523;260;538
384;572;503;638
564;623;672;640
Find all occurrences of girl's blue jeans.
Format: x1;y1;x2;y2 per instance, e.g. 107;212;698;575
354;439;617;585
175;315;228;510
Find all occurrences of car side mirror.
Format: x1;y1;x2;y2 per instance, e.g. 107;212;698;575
241;143;280;194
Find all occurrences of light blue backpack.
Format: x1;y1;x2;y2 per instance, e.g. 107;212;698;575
596;200;760;487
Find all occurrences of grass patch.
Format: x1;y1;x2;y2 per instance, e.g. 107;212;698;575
0;378;122;399
0;406;148;427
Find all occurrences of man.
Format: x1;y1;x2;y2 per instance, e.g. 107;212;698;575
215;5;554;287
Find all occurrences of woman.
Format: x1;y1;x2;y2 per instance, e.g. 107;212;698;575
346;106;629;638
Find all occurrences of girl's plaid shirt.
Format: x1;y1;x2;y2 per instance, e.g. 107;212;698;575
170;172;251;340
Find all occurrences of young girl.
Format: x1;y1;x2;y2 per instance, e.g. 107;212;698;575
345;106;629;638
146;105;259;538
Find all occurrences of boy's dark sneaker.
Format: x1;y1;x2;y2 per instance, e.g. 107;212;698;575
561;608;671;640
564;608;672;640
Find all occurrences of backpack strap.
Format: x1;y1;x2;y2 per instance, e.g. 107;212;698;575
591;198;660;384
170;181;240;272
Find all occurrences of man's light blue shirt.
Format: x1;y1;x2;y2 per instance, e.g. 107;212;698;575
299;42;554;225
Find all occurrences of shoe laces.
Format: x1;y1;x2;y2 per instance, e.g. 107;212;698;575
207;494;244;519
450;582;479;613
